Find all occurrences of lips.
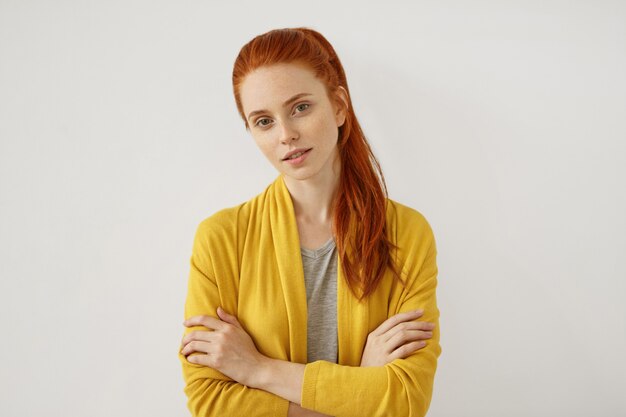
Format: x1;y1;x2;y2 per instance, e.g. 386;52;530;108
282;148;312;161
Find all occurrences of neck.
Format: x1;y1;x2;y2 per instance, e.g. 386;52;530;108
282;152;341;225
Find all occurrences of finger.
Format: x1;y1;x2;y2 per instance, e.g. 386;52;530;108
383;321;435;343
181;329;215;349
371;310;424;337
184;315;225;331
217;307;241;329
181;340;212;356
388;340;427;362
187;353;212;367
386;329;432;352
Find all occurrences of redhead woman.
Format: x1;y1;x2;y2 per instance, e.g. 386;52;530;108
178;27;441;417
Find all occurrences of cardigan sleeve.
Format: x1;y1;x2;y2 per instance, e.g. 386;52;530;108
301;217;441;417
178;220;290;417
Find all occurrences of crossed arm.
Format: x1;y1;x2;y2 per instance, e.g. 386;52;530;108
179;307;434;416
179;217;440;417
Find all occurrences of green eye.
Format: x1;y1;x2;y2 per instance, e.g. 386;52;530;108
256;118;271;127
295;103;310;112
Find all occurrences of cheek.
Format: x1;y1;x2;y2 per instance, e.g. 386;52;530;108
252;139;270;156
319;118;340;145
255;141;283;166
261;146;276;161
309;113;339;143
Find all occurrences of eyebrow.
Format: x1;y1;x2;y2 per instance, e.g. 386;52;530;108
247;92;313;121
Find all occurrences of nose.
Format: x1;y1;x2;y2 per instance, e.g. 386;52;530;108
278;120;299;144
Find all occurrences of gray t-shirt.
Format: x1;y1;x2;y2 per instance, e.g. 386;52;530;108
301;237;338;363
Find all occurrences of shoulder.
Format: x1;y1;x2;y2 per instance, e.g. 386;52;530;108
196;204;244;235
193;180;271;241
385;198;437;282
387;199;437;286
386;198;436;245
188;206;242;266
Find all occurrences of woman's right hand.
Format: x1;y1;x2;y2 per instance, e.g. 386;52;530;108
360;309;436;367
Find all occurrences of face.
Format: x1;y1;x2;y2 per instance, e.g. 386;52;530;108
239;62;347;182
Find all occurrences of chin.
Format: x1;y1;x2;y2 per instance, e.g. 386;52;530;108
282;172;309;181
289;170;329;183
279;168;314;181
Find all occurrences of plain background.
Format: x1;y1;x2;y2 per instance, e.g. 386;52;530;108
1;1;624;416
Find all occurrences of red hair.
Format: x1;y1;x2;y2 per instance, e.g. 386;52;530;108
232;27;404;301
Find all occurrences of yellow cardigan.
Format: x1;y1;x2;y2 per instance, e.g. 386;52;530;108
178;174;441;417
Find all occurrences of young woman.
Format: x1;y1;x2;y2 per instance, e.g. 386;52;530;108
178;27;441;417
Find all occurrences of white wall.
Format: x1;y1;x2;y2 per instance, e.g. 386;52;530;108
1;1;624;416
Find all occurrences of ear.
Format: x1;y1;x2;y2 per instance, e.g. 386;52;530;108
333;86;349;128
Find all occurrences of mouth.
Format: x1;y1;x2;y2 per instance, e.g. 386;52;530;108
282;148;312;161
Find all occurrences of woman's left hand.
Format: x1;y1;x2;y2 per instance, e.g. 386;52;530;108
180;307;268;387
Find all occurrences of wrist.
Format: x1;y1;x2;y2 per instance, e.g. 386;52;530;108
249;354;275;390
249;356;305;404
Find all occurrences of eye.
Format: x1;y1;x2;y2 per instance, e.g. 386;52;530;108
255;118;272;128
295;103;310;113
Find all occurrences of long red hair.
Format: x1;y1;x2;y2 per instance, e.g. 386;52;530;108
231;27;404;301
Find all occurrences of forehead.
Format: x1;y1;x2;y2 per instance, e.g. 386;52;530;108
240;63;327;113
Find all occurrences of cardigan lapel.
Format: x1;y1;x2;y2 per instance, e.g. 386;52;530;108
336;216;370;366
268;174;309;364
267;173;370;366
